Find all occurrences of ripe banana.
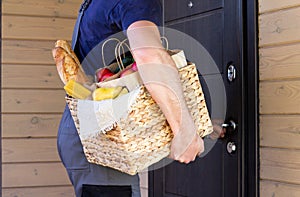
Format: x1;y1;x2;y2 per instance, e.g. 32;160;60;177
64;80;92;99
117;87;129;97
92;86;127;101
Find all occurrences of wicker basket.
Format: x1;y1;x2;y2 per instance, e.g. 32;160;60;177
66;63;213;175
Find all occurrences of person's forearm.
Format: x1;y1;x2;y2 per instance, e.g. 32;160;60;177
127;21;202;160
130;48;182;135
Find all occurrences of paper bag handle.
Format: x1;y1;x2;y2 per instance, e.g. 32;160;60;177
101;36;169;71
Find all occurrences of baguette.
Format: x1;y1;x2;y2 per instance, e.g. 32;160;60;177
52;40;91;85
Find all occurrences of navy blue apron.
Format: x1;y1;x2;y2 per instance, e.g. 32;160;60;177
57;1;140;196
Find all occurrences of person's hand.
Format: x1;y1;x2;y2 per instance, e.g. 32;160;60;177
209;119;226;140
171;134;204;164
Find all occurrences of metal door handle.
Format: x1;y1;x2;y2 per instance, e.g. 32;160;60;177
222;121;238;154
222;120;237;131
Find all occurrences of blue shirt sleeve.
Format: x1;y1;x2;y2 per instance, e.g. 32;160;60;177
110;0;163;31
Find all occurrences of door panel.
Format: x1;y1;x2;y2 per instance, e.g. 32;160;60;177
150;0;243;196
164;0;224;21
166;10;224;74
165;142;224;197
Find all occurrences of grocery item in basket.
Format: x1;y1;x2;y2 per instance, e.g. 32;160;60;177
52;40;92;85
92;86;126;101
64;80;92;99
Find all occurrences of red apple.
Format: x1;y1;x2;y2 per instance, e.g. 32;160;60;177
120;69;135;77
131;62;138;71
96;68;113;82
120;67;135;77
100;72;114;81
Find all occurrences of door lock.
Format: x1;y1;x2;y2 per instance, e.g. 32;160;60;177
188;1;194;8
227;142;237;154
227;64;236;82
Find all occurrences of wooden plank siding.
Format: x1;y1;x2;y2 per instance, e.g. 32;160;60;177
259;0;300;196
2;0;81;196
259;43;300;81
2;40;59;64
259;80;300;114
261;180;300;197
2;163;71;187
2;0;80;18
2;89;66;113
2;15;75;40
259;6;300;47
2;64;63;89
2;186;75;197
260;115;300;149
2;138;60;163
2;114;61;138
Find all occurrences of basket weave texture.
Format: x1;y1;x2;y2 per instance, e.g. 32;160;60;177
66;63;213;175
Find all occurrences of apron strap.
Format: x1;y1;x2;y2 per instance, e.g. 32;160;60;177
71;0;92;50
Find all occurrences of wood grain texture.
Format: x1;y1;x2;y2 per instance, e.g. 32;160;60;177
2;64;63;89
2;138;60;163
259;7;300;47
261;180;300;197
2;162;71;188
261;148;300;185
260;115;300;149
1;0;81;194
2;89;66;113
2;114;61;138
259;43;300;81
259;80;300;114
3;186;75;197
259;0;300;195
2;15;75;40
2;40;57;64
259;0;300;14
2;0;81;18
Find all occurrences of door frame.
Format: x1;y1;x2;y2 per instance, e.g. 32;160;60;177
149;0;259;196
242;0;259;196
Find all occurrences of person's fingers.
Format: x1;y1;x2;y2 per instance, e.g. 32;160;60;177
198;137;205;155
220;128;226;138
176;136;204;164
210;119;227;139
179;156;196;164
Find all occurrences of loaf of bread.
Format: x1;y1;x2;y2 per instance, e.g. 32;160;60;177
52;40;91;85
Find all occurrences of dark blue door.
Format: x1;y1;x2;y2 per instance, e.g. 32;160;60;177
149;0;258;196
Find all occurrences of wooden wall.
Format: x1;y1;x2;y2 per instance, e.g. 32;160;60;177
259;0;300;196
1;0;82;196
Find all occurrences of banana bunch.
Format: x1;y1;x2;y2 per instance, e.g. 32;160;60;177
64;80;92;99
64;79;128;101
92;86;128;101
